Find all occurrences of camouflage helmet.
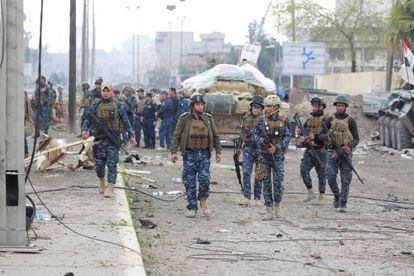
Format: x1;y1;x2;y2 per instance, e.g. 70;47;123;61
190;93;205;104
81;82;90;90
264;94;281;107
250;95;264;109
333;94;350;106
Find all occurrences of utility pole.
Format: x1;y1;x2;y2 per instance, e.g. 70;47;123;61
137;34;140;85
290;0;297;89
85;0;89;83
132;34;135;83
0;0;28;249
90;0;95;83
81;0;87;82
68;0;76;133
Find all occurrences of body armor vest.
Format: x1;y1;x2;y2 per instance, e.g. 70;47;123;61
95;101;123;134
82;95;91;108
264;116;285;145
137;98;145;113
305;115;325;135
241;113;261;142
187;119;209;150
329;116;353;146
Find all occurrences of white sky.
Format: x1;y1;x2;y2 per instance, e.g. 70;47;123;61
24;0;335;53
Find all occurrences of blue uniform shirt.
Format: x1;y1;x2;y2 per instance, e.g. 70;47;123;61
157;97;174;119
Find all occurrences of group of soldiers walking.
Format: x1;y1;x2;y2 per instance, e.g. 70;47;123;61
43;74;358;219
236;93;359;220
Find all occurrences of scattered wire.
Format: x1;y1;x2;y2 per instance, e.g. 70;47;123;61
210;190;414;205
27;177;142;256
26;184;184;202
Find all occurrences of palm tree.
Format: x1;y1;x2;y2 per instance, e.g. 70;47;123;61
385;0;414;91
386;0;414;48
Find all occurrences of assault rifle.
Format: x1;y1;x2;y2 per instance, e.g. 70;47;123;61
87;112;130;155
233;138;244;193
293;112;323;168
322;123;364;185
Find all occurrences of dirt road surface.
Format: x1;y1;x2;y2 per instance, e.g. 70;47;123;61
127;146;414;275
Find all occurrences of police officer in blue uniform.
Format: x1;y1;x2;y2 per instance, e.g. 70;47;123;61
142;92;157;149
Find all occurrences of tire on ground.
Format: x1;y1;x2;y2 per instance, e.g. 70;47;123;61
396;120;414;150
383;116;393;147
390;118;398;149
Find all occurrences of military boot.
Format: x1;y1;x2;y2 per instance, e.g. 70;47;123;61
99;177;106;194
333;194;340;208
104;182;115;198
200;198;210;217
238;197;251;206
274;202;282;218
185;210;197;218
263;206;274;221
303;188;316;202
339;202;347;213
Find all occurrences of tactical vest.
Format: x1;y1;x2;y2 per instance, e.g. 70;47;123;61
137;98;145;113
328;116;353;146
241;113;261;142
94;101;124;134
187;119;209;150
82;95;91;108
264;116;285;145
305;115;325;135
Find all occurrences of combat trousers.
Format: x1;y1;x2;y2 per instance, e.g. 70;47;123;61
259;152;285;207
182;149;211;211
242;145;262;200
93;141;120;183
300;149;327;193
326;153;353;204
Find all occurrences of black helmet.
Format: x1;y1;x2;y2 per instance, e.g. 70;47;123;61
250;95;264;109
190;93;205;104
122;86;133;94
310;96;323;105
81;82;90;90
94;77;103;85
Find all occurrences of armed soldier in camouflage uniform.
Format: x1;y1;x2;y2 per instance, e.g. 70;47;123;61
135;88;145;147
82;83;135;198
253;95;291;220
296;96;328;202
80;82;92;132
238;96;264;206
314;94;359;213
170;93;222;218
33;76;52;137
89;77;103;105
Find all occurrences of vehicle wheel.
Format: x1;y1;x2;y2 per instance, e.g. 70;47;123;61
390;118;398;149
396;120;414;150
383;116;393;147
378;116;385;142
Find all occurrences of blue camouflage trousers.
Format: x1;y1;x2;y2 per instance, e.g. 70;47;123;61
135;119;142;146
300;149;327;193
34;106;49;137
259;152;285;206
182;149;211;211
242;146;262;200
159;117;173;148
326;153;353;204
93;141;120;184
143;119;155;148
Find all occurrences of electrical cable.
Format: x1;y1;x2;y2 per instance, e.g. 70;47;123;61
0;0;5;69
26;184;184;202
209;190;414;205
25;0;44;182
